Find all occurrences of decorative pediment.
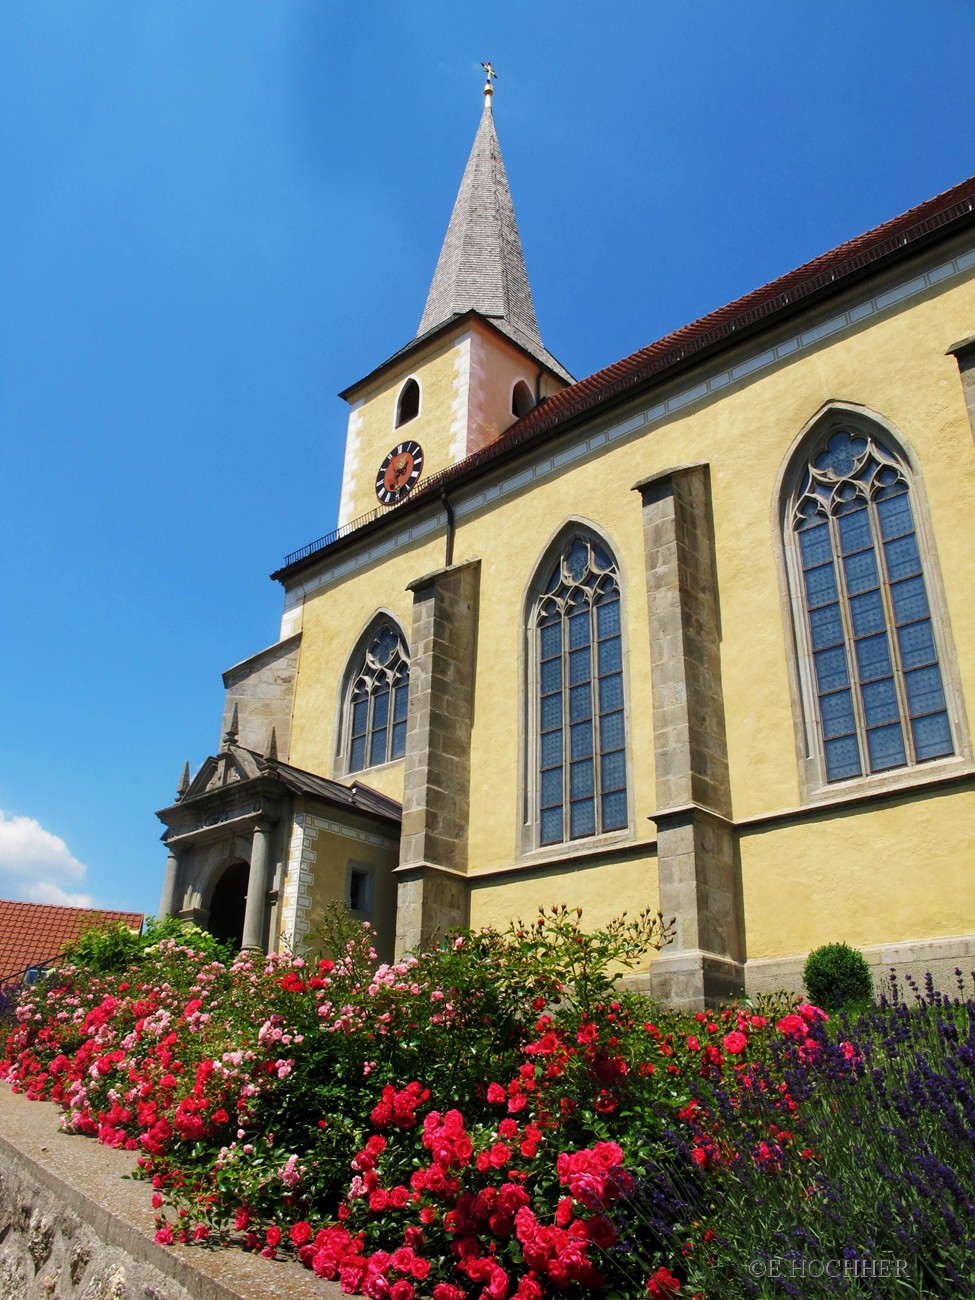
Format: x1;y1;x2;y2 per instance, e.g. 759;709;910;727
156;742;401;849
181;745;265;801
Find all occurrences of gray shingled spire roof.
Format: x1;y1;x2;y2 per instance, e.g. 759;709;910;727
417;93;569;379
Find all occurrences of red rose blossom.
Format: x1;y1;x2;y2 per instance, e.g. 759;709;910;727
647;1265;681;1297
721;1030;748;1055
290;1221;312;1247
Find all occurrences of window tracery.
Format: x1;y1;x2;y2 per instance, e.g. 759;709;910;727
790;425;953;783
529;536;628;845
347;624;410;772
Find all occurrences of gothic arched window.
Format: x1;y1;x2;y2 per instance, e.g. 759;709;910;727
788;423;954;784
347;623;410;772
529;535;628;845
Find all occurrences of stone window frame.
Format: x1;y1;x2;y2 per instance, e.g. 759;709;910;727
345;859;375;920
334;612;412;779
519;520;636;858
395;376;421;428
775;400;970;802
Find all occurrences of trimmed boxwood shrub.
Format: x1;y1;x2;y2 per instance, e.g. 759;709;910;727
803;941;873;1011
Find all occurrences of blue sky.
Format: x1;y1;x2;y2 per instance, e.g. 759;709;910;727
2;1;974;918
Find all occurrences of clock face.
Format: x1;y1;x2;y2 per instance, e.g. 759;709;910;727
376;440;424;505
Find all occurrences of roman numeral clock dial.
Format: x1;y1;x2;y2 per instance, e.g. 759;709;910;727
375;440;424;506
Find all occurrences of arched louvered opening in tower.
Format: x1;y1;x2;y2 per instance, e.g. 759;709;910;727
512;379;535;419
396;378;420;427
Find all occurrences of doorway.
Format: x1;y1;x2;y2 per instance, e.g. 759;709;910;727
208;861;248;951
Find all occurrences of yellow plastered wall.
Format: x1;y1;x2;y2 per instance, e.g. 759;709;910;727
288;260;975;961
455;463;656;873
458;270;975;953
704;287;975;822
287;533;444;803
341;340;466;524
294;820;399;963
470;855;661;951
739;786;975;959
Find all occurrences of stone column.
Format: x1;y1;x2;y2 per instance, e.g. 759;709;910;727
634;464;745;1008
158;849;181;920
394;559;480;955
241;818;272;952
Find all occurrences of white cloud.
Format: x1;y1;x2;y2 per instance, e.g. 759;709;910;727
0;810;92;906
27;880;95;908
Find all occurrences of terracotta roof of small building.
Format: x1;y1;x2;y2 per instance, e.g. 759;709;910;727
0;901;144;987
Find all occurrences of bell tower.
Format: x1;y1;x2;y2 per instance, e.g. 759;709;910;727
336;68;572;527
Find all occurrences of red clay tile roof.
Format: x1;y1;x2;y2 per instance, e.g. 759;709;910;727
416;171;975;488
273;171;975;583
0;901;144;986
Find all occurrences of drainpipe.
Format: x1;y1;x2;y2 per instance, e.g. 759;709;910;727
441;487;455;567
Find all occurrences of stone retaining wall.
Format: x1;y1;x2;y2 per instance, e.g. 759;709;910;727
0;1085;337;1300
0;1154;189;1300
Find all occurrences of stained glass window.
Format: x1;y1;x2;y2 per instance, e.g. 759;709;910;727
531;537;628;845
348;624;410;772
792;428;953;783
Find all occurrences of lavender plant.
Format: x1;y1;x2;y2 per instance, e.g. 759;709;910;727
619;974;975;1297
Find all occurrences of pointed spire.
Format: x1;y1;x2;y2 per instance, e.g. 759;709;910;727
176;760;190;800
223;702;239;748
417;68;544;358
261;727;278;771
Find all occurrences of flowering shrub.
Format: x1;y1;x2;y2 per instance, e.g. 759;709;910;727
2;908;688;1296
5;909;968;1299
63;914;235;976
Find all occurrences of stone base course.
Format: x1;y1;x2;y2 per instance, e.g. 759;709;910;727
0;1085;339;1300
744;932;975;1001
623;932;975;1006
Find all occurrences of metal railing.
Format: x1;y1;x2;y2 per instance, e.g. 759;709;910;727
279;462;456;570
1;961;54;991
281;503;396;568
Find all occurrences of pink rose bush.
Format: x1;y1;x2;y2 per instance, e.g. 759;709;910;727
1;906;859;1298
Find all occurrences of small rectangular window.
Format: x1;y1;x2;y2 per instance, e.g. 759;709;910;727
346;862;373;915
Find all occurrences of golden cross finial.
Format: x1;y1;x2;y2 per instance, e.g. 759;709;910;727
481;61;498;103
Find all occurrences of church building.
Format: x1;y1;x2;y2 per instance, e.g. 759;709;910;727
157;72;975;1008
